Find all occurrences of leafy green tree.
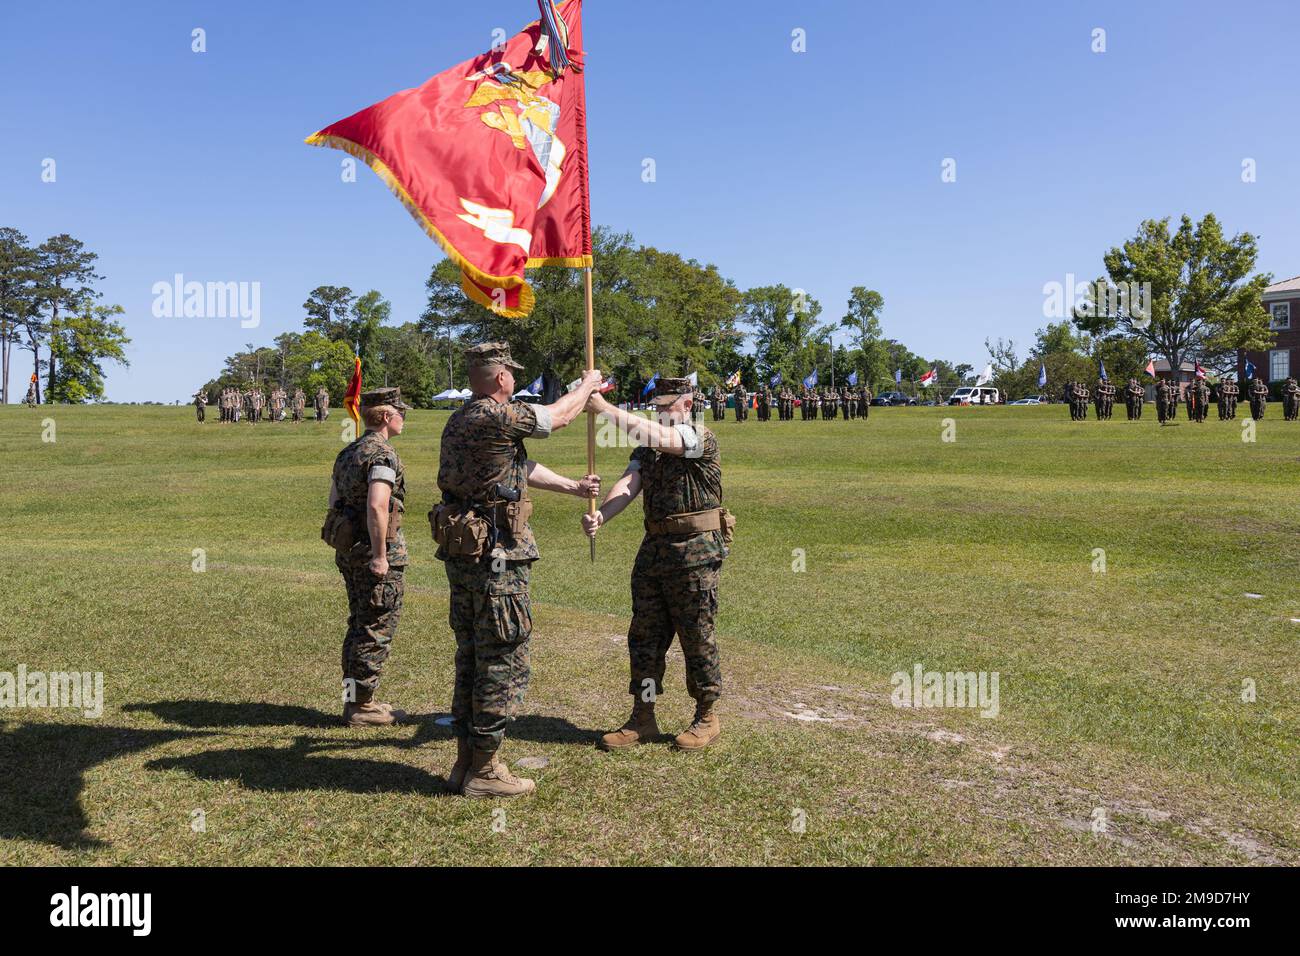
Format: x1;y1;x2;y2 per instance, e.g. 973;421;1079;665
31;234;102;402
284;331;357;398
421;227;743;403
350;289;390;371
371;323;441;405
0;228;40;404
302;286;356;342
48;303;130;403
1075;214;1273;376
744;284;823;386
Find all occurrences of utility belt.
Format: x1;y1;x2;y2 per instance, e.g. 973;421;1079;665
429;494;533;559
644;507;735;545
320;501;403;553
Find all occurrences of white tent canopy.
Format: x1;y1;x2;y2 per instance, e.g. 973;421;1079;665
431;388;473;401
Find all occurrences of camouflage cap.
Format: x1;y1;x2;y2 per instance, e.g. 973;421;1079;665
360;386;409;410
651;376;694;403
465;342;525;370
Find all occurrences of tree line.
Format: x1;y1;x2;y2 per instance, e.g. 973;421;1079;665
0;228;131;404
220;214;1271;407
7;210;1269;406
983;213;1274;399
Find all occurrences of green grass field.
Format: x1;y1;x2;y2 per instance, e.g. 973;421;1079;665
0;402;1296;866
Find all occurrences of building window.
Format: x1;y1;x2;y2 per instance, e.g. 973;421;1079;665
1271;302;1291;330
1269;348;1290;381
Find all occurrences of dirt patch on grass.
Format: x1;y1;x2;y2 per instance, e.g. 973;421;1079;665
727;675;1298;865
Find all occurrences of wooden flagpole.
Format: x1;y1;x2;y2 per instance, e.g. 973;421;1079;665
584;266;596;562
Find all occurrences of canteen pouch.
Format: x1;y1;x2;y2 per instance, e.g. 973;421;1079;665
430;504;489;558
719;507;736;545
321;507;356;553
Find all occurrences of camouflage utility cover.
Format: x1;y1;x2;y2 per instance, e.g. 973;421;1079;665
629;423;726;574
331;430;408;566
437;396;551;562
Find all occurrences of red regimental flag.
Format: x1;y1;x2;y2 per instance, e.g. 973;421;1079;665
306;0;590;318
343;356;363;425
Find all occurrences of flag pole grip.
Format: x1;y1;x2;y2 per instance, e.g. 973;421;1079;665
584;266;597;562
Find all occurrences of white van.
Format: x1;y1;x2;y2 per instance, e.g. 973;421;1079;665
947;386;1000;406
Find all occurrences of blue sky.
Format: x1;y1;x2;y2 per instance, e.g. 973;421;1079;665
4;0;1298;402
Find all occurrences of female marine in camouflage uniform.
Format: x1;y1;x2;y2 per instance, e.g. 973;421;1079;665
583;376;728;753
327;387;410;727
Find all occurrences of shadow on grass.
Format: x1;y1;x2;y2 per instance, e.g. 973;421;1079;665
145;736;451;797
123;699;337;728
0;721;205;849
130;699;604;746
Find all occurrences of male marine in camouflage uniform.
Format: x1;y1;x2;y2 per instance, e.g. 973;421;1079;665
1155;379;1174;424
1282;377;1300;421
1125;378;1143;420
1222;376;1239;419
711;384;724;421
1248;377;1268;420
1191;378;1211;422
436;343;602;798
732;381;747;421
583;376;727;753
194;389;207;423
328;387;411;728
316;386;330;422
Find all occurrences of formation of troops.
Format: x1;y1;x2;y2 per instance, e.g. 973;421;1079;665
196;385;331;424
708;382;874;421
322;343;730;800
1065;376;1291;425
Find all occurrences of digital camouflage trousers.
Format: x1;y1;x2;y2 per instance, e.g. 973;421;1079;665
627;562;722;705
445;558;533;752
337;557;405;702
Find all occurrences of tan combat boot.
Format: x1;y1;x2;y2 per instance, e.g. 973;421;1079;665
343;701;405;727
598;701;660;750
461;749;536;799
673;702;720;751
446;737;473;794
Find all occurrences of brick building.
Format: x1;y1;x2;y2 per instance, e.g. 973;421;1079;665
1239;276;1300;386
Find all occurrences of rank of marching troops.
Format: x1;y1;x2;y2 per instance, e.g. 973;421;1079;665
1062;374;1290;424
197;385;331;424
316;342;732;801
708;380;873;421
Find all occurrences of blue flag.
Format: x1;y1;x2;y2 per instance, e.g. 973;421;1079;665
770;371;782;387
1245;358;1256;379
641;372;659;396
1038;363;1047;388
803;369;818;389
1099;359;1108;381
847;371;858;386
526;375;543;396
894;369;902;384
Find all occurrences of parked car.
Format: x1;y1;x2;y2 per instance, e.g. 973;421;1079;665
1008;397;1041;405
873;391;917;406
947;386;1001;406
